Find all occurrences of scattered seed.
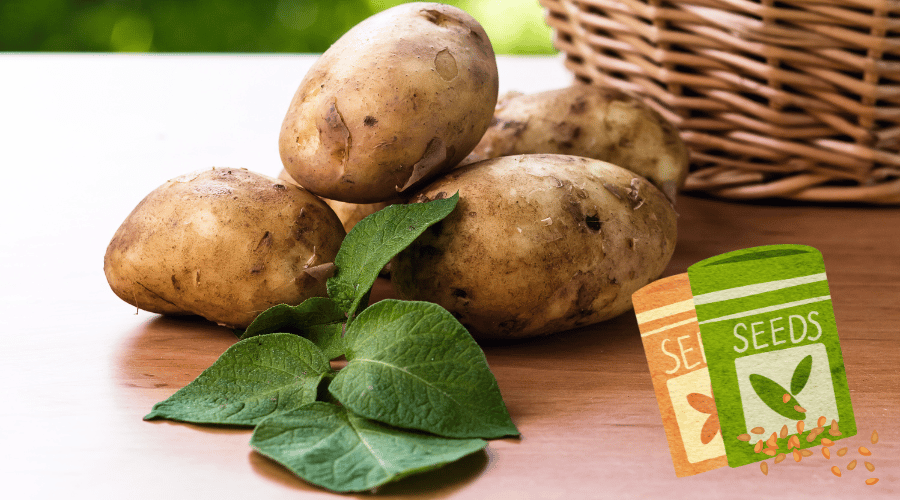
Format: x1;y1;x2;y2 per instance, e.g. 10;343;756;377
793;449;802;462
767;432;778;448
871;430;879;444
760;461;768;475
796;420;805;433
865;461;875;472
788;435;799;449
821;438;834;447
817;416;827;427
737;433;751;442
751;427;765;435
775;453;786;464
837;447;848;457
794;405;807;413
763;448;777;456
830;419;840;435
782;393;791;403
801;449;813;457
780;425;788;438
859;447;872;456
865;478;879;486
829;430;842;437
754;440;764;453
823;447;831;459
807;430;819;442
847;459;857;470
831;466;841;477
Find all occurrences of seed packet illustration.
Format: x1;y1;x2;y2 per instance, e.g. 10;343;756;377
633;274;728;477
687;244;856;468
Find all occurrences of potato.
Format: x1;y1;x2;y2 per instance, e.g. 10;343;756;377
278;168;394;234
391;154;678;339
324;198;393;234
279;2;498;204
460;85;689;204
104;167;345;329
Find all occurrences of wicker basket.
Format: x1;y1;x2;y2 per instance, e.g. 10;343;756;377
540;0;900;204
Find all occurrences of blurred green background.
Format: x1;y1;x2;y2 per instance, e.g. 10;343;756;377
1;0;556;54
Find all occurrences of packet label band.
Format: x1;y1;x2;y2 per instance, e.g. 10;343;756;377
687;245;856;468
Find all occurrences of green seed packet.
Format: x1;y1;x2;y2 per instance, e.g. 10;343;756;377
687;244;855;468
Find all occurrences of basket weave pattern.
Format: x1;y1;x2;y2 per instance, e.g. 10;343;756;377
541;0;900;203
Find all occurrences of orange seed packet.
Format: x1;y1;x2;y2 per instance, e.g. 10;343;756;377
633;273;728;477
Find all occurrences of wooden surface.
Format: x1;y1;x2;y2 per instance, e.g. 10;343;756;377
1;54;898;499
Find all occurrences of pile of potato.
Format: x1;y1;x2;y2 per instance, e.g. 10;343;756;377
104;2;685;338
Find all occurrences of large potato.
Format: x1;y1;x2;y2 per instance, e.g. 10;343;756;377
104;168;345;329
279;2;498;204
460;85;689;204
392;154;678;339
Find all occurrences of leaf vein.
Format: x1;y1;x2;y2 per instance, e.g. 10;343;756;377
354;358;469;415
347;415;392;474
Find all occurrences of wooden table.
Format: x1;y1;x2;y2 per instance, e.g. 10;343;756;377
1;54;897;499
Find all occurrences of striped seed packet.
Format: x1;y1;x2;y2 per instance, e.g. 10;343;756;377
633;273;728;477
688;244;856;468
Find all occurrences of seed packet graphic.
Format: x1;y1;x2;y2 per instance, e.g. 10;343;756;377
687;244;856;468
633;274;728;477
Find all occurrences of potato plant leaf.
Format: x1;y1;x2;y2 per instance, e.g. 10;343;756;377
329;299;519;439
790;355;813;395
144;190;520;493
748;373;807;420
250;402;486;493
237;297;346;359
144;333;331;425
327;193;458;322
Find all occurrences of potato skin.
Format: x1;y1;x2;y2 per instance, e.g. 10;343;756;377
278;168;394;234
279;2;498;204
392;154;678;339
461;85;689;204
104;168;345;329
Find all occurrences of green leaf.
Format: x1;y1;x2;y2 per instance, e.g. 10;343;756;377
329;299;519;439
144;333;332;425
748;373;807;420
790;355;813;395
327;193;458;322
238;298;346;359
250;402;486;493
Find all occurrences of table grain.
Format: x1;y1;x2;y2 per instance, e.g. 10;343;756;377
1;54;897;499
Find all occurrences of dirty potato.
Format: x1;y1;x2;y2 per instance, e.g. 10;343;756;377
279;2;498;204
461;85;689;203
104;167;345;329
392;154;678;339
